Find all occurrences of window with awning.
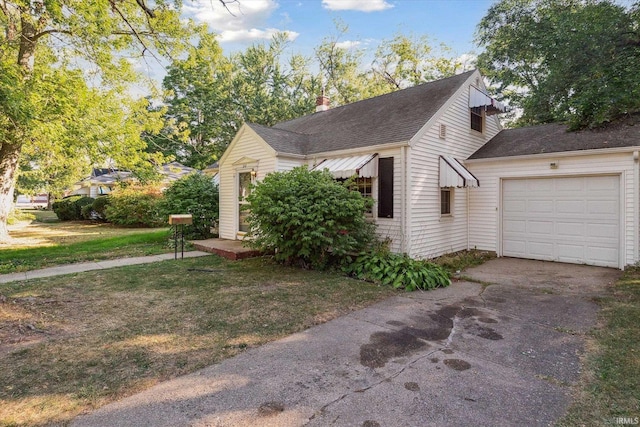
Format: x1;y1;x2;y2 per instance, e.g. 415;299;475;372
312;153;378;179
439;156;479;188
469;86;507;116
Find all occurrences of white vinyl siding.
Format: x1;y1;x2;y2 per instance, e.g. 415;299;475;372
408;73;501;259
219;129;277;240
275;156;305;171
468;151;635;269
374;149;403;253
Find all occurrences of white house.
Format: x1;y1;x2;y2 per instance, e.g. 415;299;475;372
218;69;640;269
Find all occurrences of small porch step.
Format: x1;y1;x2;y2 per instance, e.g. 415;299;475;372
190;238;262;261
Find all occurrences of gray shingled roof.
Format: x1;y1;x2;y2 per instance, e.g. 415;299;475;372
469;116;640;159
247;70;475;156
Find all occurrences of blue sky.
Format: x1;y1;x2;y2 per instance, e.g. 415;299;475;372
183;0;495;59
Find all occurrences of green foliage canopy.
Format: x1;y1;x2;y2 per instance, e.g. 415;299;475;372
476;0;640;129
158;173;219;239
245;167;376;269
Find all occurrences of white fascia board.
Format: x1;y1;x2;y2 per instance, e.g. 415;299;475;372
465;145;640;163
218;124;277;166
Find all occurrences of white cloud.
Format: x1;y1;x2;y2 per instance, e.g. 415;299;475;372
335;40;361;49
322;0;394;12
221;28;299;43
184;0;294;43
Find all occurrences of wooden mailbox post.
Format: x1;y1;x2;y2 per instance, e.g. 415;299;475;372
169;214;193;259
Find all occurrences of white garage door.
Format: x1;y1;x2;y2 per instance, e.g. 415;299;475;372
502;176;620;268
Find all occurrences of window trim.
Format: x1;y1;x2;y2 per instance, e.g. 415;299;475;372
440;188;453;217
470;106;484;133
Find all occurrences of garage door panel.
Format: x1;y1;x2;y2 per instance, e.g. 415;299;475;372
588;200;618;214
527;241;555;258
503;176;619;268
503;200;526;213
587;223;618;238
586;247;618;266
555;179;584;191
555;222;584;237
503;219;526;233
527;220;554;235
503;239;526;256
587;175;619;191
556;200;585;214
526;200;554;213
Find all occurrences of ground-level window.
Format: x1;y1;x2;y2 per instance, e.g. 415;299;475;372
441;188;452;215
355;177;373;213
238;171;252;232
470;107;483;133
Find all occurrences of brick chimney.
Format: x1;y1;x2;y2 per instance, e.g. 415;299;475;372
315;94;330;112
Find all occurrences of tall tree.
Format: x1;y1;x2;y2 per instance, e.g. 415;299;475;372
153;30;235;169
0;0;230;239
476;0;640;129
158;33;319;167
370;33;462;92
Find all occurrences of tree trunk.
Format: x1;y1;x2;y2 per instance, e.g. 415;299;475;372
0;141;22;241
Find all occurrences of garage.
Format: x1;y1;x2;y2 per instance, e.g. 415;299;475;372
502;175;620;268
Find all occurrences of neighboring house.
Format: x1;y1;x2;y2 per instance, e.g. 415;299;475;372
70;168;133;197
69;162;197;197
219;70;504;258
218;69;640;269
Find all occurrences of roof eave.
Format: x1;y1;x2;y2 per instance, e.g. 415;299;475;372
466;145;640;163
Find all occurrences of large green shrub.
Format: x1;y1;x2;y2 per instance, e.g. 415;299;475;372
52;196;94;221
246;166;376;269
344;251;451;291
105;185;163;227
158;173;219;239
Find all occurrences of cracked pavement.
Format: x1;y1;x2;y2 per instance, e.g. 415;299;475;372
71;258;621;427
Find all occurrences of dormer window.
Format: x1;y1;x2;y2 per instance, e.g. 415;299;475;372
470;107;484;132
469;85;507;133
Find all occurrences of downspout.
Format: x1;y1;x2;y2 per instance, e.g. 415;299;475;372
400;146;407;254
634;151;639;264
406;145;412;256
467;187;470;250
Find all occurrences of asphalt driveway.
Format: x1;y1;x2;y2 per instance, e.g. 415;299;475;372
71;258;620;427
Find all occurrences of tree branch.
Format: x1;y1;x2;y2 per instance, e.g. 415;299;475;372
135;0;156;18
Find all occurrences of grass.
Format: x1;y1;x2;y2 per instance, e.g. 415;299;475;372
1;214;173;273
557;267;640;426
0;256;396;426
0;229;171;273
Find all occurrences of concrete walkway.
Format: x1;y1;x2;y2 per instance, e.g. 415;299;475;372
0;251;212;284
70;258;620;427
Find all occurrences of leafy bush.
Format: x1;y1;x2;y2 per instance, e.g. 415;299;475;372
52;196;94;221
158;173;219;239
105;185;163;227
246;166;376;269
344;252;451;291
91;196;111;220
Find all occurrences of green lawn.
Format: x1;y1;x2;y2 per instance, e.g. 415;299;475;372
0;229;171;273
0;256;396;426
557;267;640;426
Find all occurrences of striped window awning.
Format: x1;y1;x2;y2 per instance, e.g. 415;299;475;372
469;86;507;116
439;156;479;188
312;154;378;179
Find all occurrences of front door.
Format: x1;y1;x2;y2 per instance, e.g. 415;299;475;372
238;171;252;233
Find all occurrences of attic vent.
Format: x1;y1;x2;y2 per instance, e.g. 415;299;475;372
439;123;447;139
